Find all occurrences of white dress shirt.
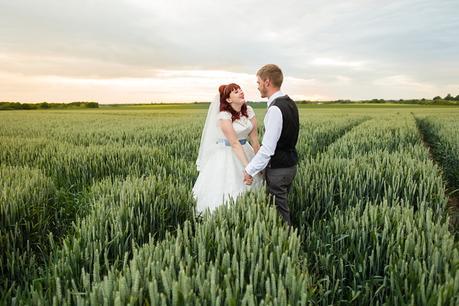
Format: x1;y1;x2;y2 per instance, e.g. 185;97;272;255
245;91;284;176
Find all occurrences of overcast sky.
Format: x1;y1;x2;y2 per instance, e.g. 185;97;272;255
0;0;458;103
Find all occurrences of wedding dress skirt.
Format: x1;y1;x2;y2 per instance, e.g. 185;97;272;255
193;142;262;213
193;107;263;213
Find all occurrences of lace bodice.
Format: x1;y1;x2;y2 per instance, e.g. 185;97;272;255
217;105;255;139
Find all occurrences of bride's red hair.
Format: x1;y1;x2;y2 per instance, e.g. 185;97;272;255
219;83;248;122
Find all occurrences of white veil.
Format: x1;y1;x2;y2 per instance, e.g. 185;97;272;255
196;94;224;171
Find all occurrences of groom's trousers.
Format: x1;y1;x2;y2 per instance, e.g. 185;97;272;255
265;164;297;226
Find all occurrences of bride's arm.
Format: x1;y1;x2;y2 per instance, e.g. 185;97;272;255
220;119;250;167
248;117;260;154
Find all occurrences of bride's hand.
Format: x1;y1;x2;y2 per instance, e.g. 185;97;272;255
243;171;253;185
244;177;253;185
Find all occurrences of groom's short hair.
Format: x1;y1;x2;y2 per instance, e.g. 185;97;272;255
257;64;283;88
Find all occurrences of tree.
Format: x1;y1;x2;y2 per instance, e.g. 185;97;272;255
433;96;442;100
39;102;49;109
444;93;453;100
86;102;99;108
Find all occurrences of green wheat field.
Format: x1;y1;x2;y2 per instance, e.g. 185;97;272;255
1;104;459;305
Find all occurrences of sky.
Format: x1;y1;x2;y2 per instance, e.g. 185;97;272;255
0;0;458;103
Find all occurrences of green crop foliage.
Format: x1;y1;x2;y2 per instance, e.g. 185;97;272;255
1;106;458;305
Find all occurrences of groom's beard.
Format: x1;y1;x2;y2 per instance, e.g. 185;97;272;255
259;88;267;98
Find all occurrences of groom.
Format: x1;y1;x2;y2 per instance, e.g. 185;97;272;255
243;64;299;226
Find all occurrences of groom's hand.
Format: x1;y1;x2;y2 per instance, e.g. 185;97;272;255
243;171;253;185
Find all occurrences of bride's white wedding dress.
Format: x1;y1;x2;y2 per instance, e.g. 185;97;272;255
193;105;262;213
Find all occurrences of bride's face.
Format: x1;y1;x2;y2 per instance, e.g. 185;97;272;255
227;88;246;105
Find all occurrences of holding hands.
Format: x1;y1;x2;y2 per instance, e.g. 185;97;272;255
243;170;253;185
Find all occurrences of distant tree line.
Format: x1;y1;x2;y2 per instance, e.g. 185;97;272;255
298;93;459;105
0;101;99;110
432;93;459;101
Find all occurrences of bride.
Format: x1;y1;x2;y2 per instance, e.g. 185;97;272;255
193;83;263;213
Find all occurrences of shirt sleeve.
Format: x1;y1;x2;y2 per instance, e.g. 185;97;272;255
246;105;255;119
217;111;231;120
245;106;283;176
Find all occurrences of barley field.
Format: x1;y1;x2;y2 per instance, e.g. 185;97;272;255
1;104;459;305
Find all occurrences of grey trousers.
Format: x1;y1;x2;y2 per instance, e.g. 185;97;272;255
265;164;297;226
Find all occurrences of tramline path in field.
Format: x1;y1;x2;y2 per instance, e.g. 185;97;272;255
415;114;459;236
1;111;366;304
293;114;457;305
0;107;458;305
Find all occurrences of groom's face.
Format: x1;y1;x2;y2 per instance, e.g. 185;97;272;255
257;76;268;98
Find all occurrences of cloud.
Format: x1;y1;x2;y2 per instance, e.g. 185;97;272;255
372;75;437;95
0;0;458;102
309;58;367;70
